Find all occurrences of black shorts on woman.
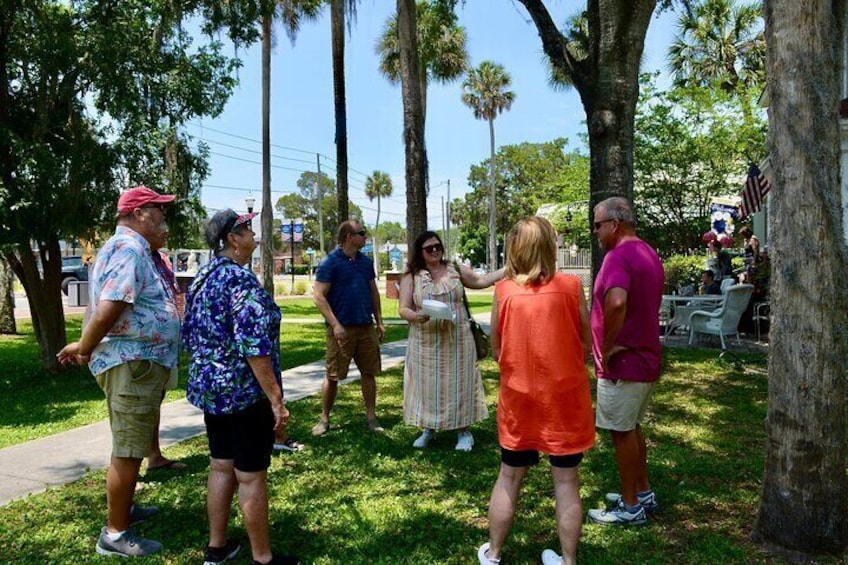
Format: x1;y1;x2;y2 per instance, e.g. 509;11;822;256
205;399;274;473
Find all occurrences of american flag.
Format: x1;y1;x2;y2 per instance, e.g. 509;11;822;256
739;164;771;219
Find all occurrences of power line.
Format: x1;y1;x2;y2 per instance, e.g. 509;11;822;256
202;138;317;166
188;122;316;156
208;151;312;175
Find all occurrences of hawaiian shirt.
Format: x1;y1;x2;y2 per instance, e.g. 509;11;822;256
88;226;181;375
182;256;282;415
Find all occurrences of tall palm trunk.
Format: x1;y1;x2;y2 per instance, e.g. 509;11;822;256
332;0;349;221
397;0;427;247
487;116;497;271
261;15;274;295
373;195;382;278
753;0;848;553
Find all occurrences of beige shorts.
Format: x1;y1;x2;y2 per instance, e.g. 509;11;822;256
325;325;382;381
96;360;170;459
595;379;656;432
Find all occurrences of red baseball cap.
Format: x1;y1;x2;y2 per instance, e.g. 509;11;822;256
117;186;176;215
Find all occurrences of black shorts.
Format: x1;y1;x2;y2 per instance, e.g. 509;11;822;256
205;400;274;473
501;447;584;469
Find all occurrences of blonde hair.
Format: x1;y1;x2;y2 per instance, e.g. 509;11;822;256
504;216;557;285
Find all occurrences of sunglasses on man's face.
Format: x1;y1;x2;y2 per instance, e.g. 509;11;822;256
422;243;443;254
354;230;367;237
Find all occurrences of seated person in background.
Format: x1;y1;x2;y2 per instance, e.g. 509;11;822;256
707;240;733;280
699;270;722;295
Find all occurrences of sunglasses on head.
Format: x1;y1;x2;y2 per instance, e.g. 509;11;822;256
422;243;443;254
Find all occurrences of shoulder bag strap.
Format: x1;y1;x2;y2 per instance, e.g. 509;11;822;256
453;261;473;320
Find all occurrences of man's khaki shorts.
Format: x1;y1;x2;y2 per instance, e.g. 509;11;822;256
595;379;656;432
96;360;170;459
325;325;382;381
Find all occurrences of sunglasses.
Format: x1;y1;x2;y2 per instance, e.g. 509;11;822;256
141;204;165;212
422;243;443;254
355;230;367;237
593;218;616;230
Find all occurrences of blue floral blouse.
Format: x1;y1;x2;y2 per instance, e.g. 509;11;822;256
182;256;281;415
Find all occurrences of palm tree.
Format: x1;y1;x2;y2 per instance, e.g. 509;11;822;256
365;171;394;278
461;61;515;272
379;0;467;248
331;0;359;222
376;0;467;129
668;0;765;94
259;0;322;295
395;0;426;247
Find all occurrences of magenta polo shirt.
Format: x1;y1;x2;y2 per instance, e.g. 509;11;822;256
591;239;664;382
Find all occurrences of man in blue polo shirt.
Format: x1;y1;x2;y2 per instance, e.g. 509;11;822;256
312;219;385;436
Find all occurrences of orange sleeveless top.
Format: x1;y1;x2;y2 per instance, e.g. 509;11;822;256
495;273;595;455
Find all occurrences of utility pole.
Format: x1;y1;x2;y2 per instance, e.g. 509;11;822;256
441;196;445;245
316;153;324;256
446;179;451;258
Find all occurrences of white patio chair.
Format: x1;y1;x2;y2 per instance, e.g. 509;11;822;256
688;284;754;349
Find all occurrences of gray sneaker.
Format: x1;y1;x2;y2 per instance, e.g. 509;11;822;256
96;527;163;557
604;490;659;513
587;500;647;526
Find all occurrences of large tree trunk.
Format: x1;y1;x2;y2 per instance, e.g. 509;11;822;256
397;0;427;248
753;0;848;555
0;254;16;334
332;0;349;222
261;15;275;296
5;239;66;371
487;117;497;271
516;0;655;277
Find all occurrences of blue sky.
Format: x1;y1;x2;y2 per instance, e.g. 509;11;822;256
192;3;678;230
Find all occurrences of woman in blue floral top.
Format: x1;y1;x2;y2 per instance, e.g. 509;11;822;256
182;209;299;565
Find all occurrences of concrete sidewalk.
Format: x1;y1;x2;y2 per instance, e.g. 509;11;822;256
0;313;492;508
0;340;408;508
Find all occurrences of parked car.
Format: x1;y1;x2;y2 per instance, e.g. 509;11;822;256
61;255;89;295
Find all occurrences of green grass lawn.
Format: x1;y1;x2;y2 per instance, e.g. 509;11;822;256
2;348;828;564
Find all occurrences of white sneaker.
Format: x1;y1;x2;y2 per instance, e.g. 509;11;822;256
455;431;474;451
412;429;434;448
541;549;563;565
477;542;500;564
587;500;647;526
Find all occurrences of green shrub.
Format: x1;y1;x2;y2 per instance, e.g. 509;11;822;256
663;254;705;292
292;280;309;295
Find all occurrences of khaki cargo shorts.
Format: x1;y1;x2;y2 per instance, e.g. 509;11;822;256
96;360;170;459
325;325;382;381
595;378;656;432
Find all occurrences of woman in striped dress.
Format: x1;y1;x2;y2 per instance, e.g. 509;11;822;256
399;231;504;451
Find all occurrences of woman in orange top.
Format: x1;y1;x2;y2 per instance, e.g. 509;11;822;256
477;217;594;565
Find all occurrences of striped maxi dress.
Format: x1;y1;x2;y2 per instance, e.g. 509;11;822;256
403;264;488;430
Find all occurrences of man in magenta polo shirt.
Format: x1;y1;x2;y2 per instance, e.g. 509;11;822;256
587;197;664;527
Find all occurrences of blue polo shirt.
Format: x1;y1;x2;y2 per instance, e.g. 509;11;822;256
315;247;376;326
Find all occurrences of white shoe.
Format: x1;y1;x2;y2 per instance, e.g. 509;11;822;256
477;542;500;564
412;429;434;448
542;548;563;565
455;431;474;451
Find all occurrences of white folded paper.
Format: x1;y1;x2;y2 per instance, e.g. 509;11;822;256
421;299;455;322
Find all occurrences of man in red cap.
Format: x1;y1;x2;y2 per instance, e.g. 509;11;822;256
59;186;180;557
